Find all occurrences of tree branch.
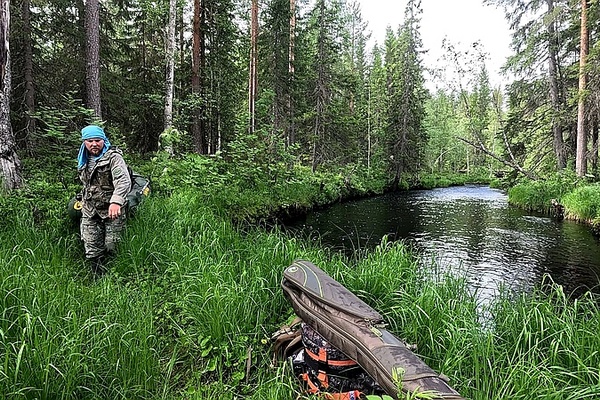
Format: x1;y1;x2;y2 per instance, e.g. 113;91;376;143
456;136;539;180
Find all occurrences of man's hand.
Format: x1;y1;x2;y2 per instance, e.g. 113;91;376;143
108;203;122;219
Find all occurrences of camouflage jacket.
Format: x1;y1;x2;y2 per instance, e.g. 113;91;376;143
78;147;132;219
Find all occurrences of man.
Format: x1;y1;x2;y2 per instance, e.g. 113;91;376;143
77;125;131;275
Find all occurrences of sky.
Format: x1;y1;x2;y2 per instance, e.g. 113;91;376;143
355;0;514;88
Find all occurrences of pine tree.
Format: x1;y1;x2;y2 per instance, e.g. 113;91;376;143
384;0;427;188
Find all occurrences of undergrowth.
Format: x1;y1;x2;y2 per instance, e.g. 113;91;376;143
1;153;599;399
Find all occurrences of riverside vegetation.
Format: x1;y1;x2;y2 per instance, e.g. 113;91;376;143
1;154;600;400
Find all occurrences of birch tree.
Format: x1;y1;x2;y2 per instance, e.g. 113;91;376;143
164;0;177;131
575;0;589;177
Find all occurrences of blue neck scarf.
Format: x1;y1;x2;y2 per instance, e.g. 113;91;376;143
77;125;112;170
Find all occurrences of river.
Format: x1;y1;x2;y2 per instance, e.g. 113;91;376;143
286;185;600;302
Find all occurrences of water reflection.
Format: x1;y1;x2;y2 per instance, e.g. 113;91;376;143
287;185;600;301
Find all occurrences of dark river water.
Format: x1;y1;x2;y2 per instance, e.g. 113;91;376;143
286;185;600;302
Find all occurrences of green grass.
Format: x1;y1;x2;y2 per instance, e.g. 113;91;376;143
561;184;600;222
1;160;600;399
0;213;159;399
509;176;600;231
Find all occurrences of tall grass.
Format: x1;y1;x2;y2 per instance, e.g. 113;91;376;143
1;161;600;399
561;184;600;222
356;247;600;400
508;176;573;213
509;176;600;234
0;211;159;399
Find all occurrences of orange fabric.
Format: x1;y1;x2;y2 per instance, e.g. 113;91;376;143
301;372;320;394
317;370;329;388
318;347;327;361
323;390;363;400
302;369;363;399
305;348;358;367
302;372;363;400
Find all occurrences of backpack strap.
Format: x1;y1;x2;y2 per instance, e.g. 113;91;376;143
270;316;303;366
305;347;358;368
301;372;364;399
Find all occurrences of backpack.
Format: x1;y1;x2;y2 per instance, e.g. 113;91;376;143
67;168;150;221
125;168;151;210
271;318;382;400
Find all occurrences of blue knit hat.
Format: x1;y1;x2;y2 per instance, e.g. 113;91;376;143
77;125;112;169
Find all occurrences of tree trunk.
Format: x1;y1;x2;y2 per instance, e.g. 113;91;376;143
287;0;295;147
164;0;177;131
248;0;258;134
575;0;588;177
312;0;328;172
179;1;185;80
0;0;23;190
191;0;205;153
85;0;102;119
547;0;566;170
22;0;35;150
591;117;598;174
458;136;539;180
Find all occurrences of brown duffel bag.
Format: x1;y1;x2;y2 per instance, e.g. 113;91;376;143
281;259;465;400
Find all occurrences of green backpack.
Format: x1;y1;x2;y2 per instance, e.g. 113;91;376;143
67;169;150;221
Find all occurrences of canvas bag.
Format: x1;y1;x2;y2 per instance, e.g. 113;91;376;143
281;259;465;400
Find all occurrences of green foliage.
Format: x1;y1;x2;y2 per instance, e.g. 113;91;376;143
342;163;389;196
158;127;184;155
562;184;600;221
482;283;600;399
30;94;97;165
383;10;428;181
6;0;600;396
149;153;230;195
146;143;390;225
508;173;578;212
0;214;159;398
9;0;600;201
507;173;600;230
0;159;80;231
2;158;600;399
424;92;468;174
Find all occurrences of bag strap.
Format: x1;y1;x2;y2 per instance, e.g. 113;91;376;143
302;372;364;400
270;316;303;366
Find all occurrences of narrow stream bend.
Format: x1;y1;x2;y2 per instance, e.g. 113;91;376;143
286;185;600;301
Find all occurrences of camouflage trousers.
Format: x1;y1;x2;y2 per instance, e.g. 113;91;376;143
80;212;127;259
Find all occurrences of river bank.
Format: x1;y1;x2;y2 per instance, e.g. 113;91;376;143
507;176;600;236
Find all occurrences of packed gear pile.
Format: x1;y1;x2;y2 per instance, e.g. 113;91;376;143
273;259;465;400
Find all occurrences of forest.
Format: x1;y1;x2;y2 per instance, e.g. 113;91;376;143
1;0;600;399
0;0;599;189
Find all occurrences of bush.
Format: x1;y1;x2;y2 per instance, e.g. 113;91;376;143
508;173;576;212
562;184;600;221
